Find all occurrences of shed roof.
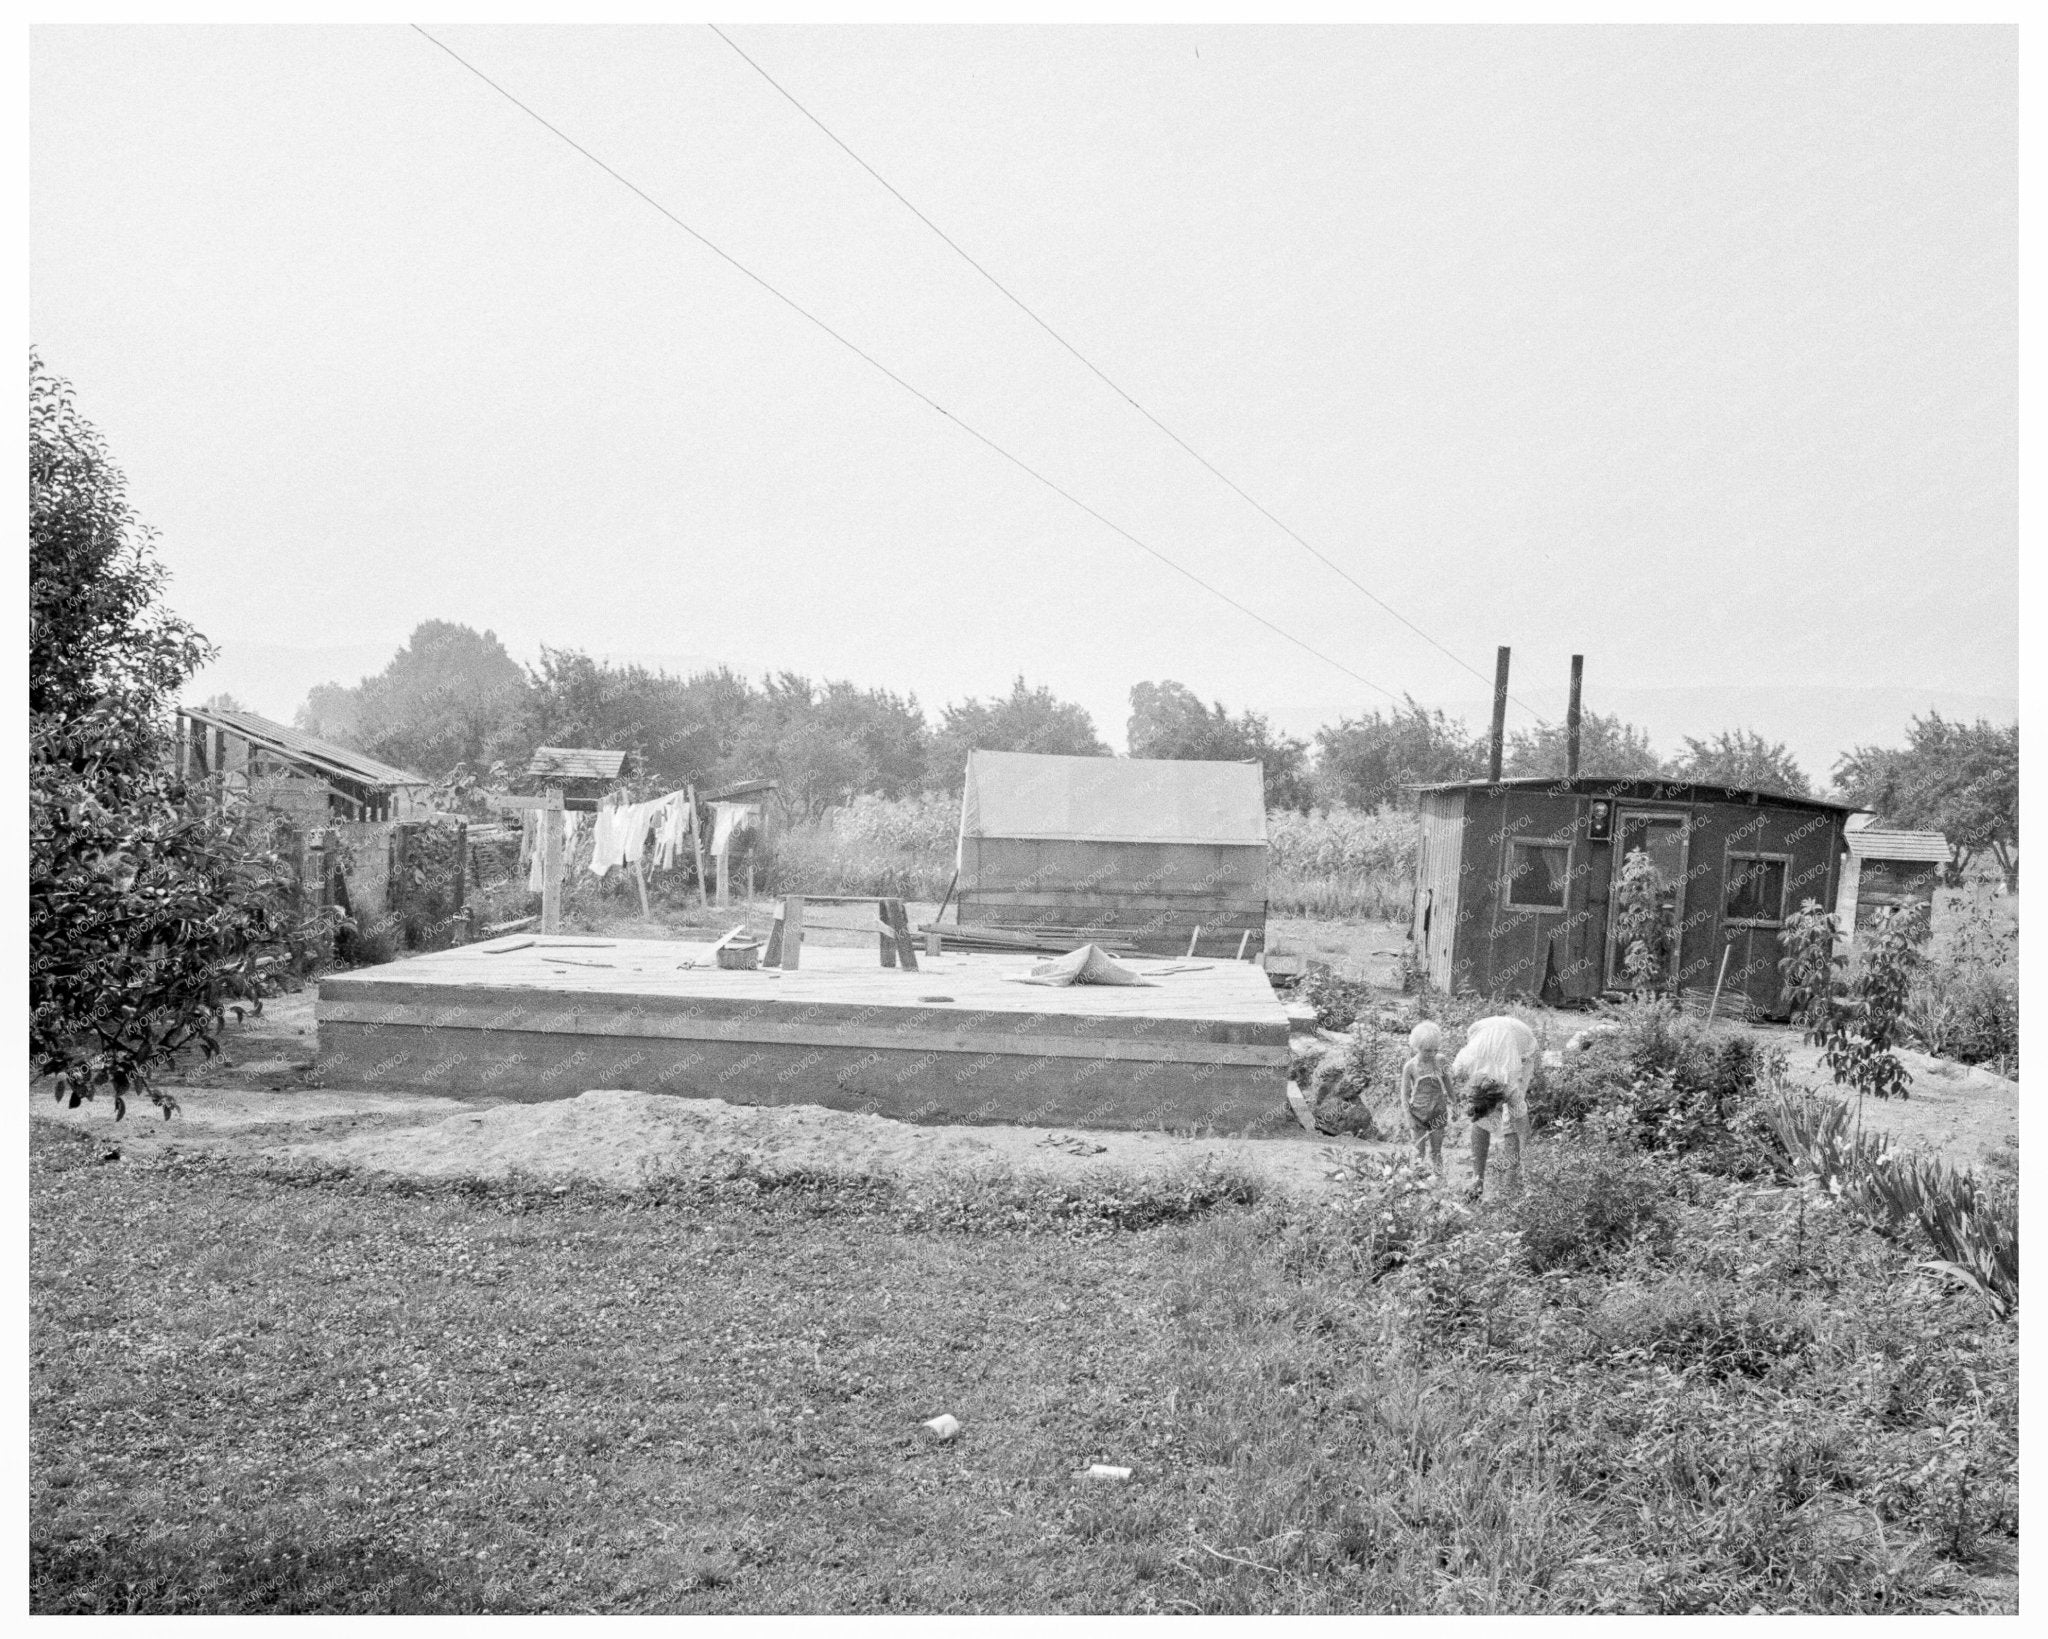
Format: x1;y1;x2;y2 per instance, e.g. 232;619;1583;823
1847;828;1950;863
526;746;629;782
1412;776;1855;816
181;706;427;789
960;750;1268;846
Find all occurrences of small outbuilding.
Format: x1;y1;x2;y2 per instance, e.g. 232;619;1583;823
953;750;1269;957
1834;819;1948;943
176;705;431;823
1411;776;1854;1019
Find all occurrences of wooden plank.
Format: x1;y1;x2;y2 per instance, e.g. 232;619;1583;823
316;998;1290;1067
778;895;805;970
763;906;785;967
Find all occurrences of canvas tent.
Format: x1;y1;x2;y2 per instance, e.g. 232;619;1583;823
953;750;1269;957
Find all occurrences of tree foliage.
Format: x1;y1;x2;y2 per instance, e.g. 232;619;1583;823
1312;697;1484;810
30;352;306;1118
926;676;1108;788
298;621;529;779
1778;899;1922;1106
1671;728;1812;798
1126;679;1312;810
1835;713;2018;887
1504;709;1665;780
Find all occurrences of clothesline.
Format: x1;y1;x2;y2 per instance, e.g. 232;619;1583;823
513;789;766;886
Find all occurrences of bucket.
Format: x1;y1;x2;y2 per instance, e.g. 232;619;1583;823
716;938;761;971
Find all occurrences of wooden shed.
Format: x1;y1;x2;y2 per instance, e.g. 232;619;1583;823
1834;820;1948;944
953;750;1269;958
175;705;431;823
1411;776;1853;1019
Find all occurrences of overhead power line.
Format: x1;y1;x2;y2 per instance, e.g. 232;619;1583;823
413;25;1403;708
708;23;1542;721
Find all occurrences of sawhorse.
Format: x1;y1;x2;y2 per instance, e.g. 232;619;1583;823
763;895;919;971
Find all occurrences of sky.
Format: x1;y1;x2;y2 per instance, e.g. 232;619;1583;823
31;24;2016;768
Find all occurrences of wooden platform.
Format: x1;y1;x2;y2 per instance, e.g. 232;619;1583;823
315;938;1294;1133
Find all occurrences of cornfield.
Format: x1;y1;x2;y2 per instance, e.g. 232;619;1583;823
1266;806;1418;921
764;798;1421;920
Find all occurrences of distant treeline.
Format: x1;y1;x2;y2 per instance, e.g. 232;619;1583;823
267;620;2015;881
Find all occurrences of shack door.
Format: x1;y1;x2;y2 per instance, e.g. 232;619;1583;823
1605;812;1689;990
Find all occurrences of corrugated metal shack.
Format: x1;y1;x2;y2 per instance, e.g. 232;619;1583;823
1412;776;1853;1019
953;750;1269;958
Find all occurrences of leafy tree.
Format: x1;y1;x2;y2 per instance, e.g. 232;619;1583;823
1504;709;1665;780
519;647;720;790
719;672;921;821
1311;696;1483;810
1671;728;1812;798
926;676;1109;789
296;621;529;779
1126;680;1312;810
1779;899;1922;1117
198;691;246;714
1835;713;2018;888
30;352;305;1118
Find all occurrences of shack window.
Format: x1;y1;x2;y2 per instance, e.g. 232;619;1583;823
1506;841;1570;910
1724;854;1788;925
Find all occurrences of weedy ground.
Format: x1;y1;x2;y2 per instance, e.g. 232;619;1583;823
30;1113;2015;1615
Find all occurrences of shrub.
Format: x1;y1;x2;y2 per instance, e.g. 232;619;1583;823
1295;965;1379;1033
1903;890;2018;1071
1592;1279;1817;1379
761;793;960;901
1761;1088;2019;1317
30;353;316;1117
1531;1003;1776;1165
1780;900;1923;1105
1512;1135;1676;1273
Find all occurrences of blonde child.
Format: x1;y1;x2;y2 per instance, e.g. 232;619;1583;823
1397;1021;1451;1175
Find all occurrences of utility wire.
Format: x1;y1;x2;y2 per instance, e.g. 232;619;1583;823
413;25;1402;705
709;23;1543;721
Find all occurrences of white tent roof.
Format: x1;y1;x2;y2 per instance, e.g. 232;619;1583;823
959;751;1268;846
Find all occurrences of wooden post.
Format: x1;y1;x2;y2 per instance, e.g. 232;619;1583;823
746;856;755;904
885;898;919;972
633;857;651;920
1489;646;1510;783
540;786;564;935
1566;654;1584;778
777;895;805;969
687;785;710;910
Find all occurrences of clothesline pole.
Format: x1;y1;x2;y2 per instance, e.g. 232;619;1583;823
688;785;709;910
540;785;564;935
633;856;651;919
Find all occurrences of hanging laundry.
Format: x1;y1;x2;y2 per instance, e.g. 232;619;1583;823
586;802;618;877
709;801;756;858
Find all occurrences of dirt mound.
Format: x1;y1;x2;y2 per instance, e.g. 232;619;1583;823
37;1084;1373;1197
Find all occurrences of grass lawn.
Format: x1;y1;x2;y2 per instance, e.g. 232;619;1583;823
30;1117;2016;1615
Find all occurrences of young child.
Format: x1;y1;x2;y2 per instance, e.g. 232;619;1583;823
1398;1021;1451;1175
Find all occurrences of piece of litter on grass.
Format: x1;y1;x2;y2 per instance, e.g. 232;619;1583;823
1086;1464;1132;1481
923;1414;961;1441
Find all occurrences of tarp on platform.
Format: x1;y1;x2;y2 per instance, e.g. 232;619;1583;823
958;750;1268;848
